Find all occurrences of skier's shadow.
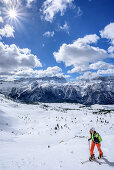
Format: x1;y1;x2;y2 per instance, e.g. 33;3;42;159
102;158;114;167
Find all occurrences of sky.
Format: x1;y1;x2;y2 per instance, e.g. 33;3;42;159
0;0;114;81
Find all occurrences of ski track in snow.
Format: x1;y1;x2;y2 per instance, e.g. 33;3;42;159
0;94;114;170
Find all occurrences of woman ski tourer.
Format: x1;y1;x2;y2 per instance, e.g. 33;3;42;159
88;127;103;161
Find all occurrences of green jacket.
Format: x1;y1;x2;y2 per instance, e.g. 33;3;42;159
90;131;102;143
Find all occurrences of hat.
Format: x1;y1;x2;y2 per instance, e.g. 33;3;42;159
90;127;95;132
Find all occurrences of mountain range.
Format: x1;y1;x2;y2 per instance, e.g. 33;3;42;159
0;76;114;105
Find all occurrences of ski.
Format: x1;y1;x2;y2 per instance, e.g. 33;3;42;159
81;157;102;165
81;160;90;164
93;159;102;165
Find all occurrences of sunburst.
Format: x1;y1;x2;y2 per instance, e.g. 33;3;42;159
8;9;17;19
2;2;28;31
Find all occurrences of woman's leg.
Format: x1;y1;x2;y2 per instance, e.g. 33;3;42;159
90;140;95;156
96;143;103;156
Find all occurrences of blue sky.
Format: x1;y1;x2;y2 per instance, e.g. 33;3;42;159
0;0;114;81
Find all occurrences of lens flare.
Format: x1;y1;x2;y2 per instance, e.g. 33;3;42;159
9;9;17;19
3;2;28;30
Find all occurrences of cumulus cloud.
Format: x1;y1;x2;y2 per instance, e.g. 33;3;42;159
0;42;42;72
89;61;114;70
76;34;100;44
100;23;114;58
41;0;74;22
33;66;69;79
76;68;114;80
68;61;114;74
68;65;88;73
97;69;114;75
0;24;15;38
43;31;54;37
108;46;114;58
76;71;99;80
108;46;114;53
54;34;107;73
38;66;62;77
0;66;68;80
100;23;114;45
59;21;69;34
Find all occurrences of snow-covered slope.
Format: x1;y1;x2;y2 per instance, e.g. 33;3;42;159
0;76;114;105
0;94;114;170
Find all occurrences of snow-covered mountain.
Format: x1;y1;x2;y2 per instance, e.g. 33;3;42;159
0;76;114;105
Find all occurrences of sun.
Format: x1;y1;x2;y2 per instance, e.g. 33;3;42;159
4;5;26;27
8;9;17;19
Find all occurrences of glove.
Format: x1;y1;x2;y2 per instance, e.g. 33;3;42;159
88;138;91;141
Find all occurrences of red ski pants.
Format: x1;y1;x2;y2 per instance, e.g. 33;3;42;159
90;140;103;156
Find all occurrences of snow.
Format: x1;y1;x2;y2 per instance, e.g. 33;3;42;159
0;94;114;170
0;76;114;105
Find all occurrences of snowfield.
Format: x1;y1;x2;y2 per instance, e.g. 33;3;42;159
0;94;114;170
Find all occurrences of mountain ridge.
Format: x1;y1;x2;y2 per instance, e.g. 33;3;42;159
0;76;114;105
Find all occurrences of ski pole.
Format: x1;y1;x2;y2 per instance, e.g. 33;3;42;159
88;140;90;157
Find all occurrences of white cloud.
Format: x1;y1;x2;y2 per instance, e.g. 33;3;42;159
54;34;107;72
0;16;3;23
3;0;10;3
68;65;88;73
108;46;114;58
41;0;73;22
59;21;69;34
43;31;54;37
100;23;114;45
0;66;67;80
100;23;114;58
97;69;114;75
1;0;35;8
0;42;42;72
26;0;36;8
1;0;10;4
76;71;99;80
0;0;21;7
76;6;83;17
0;24;15;38
1;0;21;4
89;61;114;70
76;34;100;44
76;68;114;80
39;66;62;77
108;46;114;53
35;66;69;79
68;61;114;74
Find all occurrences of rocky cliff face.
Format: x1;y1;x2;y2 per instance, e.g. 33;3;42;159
0;76;114;105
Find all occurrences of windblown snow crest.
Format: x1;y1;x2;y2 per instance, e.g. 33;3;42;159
0;76;114;105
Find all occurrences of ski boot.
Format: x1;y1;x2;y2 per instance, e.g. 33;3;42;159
98;153;103;159
89;154;95;161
